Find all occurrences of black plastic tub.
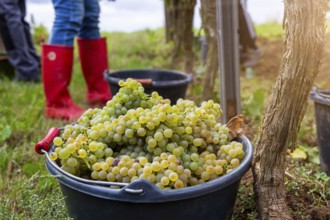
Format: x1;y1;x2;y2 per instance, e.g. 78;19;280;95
104;69;193;104
45;136;253;220
310;87;330;176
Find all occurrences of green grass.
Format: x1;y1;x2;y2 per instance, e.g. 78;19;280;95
255;21;284;39
0;24;329;219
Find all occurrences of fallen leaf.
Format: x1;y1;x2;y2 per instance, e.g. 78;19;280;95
226;114;244;138
290;148;307;160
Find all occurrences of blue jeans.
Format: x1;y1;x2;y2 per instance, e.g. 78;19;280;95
49;0;101;46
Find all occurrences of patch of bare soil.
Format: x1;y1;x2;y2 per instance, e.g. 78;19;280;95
310;207;330;220
253;34;330;89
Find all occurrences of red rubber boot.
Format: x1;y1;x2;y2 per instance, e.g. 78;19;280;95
41;44;85;121
77;37;112;107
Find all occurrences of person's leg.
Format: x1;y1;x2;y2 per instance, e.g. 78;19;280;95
78;0;100;39
238;0;261;67
49;0;84;46
42;0;85;120
238;0;257;51
77;0;111;107
0;0;40;81
18;0;40;66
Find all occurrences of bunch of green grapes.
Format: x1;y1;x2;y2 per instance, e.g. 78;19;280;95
50;78;245;189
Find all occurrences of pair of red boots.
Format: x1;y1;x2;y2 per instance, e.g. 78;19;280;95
42;38;112;121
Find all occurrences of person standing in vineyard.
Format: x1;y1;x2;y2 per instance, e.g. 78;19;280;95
238;0;261;67
42;0;112;120
0;0;41;82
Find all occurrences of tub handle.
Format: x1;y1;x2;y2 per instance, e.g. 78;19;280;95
134;78;152;86
35;127;60;154
121;179;162;196
311;87;330;100
124;188;144;194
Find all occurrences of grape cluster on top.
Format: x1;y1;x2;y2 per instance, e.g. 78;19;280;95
50;78;245;190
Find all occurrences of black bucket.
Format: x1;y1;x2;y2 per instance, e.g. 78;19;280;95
104;69;193;104
45;136;253;220
310;87;330;176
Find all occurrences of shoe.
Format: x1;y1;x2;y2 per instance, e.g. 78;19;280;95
77;37;112;107
41;44;85;121
241;47;262;68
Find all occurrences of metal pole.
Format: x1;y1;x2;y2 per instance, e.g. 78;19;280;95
216;0;241;123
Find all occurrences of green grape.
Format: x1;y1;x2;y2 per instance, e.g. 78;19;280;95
160;160;169;169
118;161;127;168
160;176;170;186
106;157;114;166
189;162;199;171
166;143;175;152
92;162;101;171
101;162;109;171
98;170;107;180
132;162;141;170
214;165;223;175
65;143;75;153
53;137;63;146
49;152;58;160
97;142;105;150
120;167;129;176
174;180;184;189
95;149;105;159
190;153;199;162
167;155;176;163
91;171;98;179
206;165;215;174
112;166;120;175
137;128;146;137
172;148;182;157
89;155;97;163
146;122;155;130
107;173;116;182
104;148;113;157
168;162;178;171
67;157;78;167
151;161;161;172
148;138;157;148
201;172;210;181
160;153;168;160
169;172;179;182
230;158;240;168
139;157;148;166
89;142;98;152
147;174;156;183
157;139;167;148
185;127;193;134
128;168;137;177
153;147;162;156
89;130;99;140
113;133;122;142
228;149;238;158
163;129;173;138
59;149;70;160
118;80;125;87
193;138;203;147
143;166;153;176
125;129;134;138
154;132;163;142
